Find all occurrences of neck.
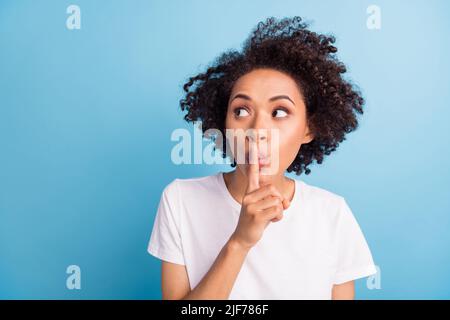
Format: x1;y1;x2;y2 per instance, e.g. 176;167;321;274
223;168;295;205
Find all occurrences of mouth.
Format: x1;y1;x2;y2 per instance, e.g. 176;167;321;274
258;156;271;167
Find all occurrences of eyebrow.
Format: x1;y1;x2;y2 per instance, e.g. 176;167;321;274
230;93;295;106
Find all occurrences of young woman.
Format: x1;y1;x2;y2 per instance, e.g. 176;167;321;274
148;16;376;300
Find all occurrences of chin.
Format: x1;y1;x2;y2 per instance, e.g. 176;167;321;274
259;166;280;180
260;163;281;176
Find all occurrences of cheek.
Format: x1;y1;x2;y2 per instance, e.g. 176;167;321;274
276;121;305;161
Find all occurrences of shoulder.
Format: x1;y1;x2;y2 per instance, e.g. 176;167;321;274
300;180;345;204
161;173;220;199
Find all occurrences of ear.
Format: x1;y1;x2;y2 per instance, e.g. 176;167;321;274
302;127;314;144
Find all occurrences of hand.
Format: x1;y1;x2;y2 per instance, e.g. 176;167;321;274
230;140;290;250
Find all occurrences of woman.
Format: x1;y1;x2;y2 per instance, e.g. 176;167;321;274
148;16;376;300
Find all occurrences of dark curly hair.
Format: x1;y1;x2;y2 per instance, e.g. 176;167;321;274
180;16;364;175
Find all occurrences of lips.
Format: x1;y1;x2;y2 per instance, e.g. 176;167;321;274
258;156;271;166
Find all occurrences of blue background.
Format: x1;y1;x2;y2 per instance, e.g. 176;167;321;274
1;0;449;299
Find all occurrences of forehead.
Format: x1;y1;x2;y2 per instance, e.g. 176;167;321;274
230;68;302;98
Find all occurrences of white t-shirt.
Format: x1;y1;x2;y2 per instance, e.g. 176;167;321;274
147;171;377;299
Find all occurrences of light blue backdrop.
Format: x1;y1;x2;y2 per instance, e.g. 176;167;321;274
1;0;449;299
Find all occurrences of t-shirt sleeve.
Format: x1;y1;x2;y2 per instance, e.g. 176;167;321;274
147;179;186;266
333;198;377;285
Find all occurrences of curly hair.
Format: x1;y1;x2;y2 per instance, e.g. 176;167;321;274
180;16;364;175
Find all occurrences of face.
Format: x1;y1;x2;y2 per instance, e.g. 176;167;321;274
225;68;313;183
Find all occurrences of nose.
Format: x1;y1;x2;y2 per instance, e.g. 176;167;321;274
247;113;269;143
246;129;270;160
246;131;267;143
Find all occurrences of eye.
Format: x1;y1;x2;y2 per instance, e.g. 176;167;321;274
272;108;289;118
234;107;250;117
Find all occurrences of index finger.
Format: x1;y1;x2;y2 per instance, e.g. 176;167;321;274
246;139;259;193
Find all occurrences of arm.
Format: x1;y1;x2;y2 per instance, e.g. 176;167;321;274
331;280;354;300
161;237;250;300
161;261;191;300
